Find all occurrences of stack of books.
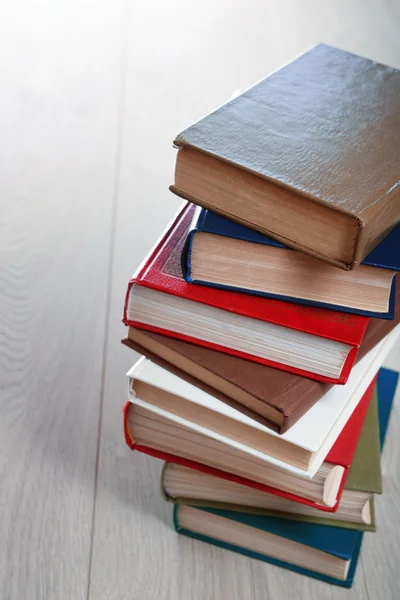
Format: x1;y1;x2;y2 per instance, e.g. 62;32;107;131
122;44;400;588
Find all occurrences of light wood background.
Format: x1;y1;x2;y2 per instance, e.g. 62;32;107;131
1;1;399;598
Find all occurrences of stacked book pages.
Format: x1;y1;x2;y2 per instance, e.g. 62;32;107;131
122;43;400;587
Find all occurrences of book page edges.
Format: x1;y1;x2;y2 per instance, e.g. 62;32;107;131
173;141;362;228
170;184;357;270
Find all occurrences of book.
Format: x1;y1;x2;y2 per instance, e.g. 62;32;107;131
162;366;399;531
124;330;399;511
182;206;399;318
124;202;370;385
165;464;376;532
122;294;400;433
126;330;398;479
174;505;362;587
170;44;400;270
124;384;370;512
173;368;398;587
376;367;398;446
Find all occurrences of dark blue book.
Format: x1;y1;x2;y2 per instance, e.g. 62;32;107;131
174;367;398;587
377;367;398;448
182;207;399;319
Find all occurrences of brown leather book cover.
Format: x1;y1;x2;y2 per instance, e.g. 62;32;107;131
121;335;280;429
122;286;399;434
171;44;400;269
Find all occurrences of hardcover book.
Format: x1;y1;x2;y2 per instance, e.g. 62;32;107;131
127;327;400;478
122;290;400;433
125;342;386;479
173;368;398;586
124;202;370;385
182;207;399;318
166;467;376;532
171;44;400;270
174;505;362;587
162;367;399;531
124;332;399;511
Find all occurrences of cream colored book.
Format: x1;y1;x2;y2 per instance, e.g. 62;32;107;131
126;327;399;478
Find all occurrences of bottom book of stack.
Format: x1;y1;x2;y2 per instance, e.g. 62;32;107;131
135;367;398;587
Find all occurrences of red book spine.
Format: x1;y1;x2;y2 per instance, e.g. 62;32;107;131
326;376;376;465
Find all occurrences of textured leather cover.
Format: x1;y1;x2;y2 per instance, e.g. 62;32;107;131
123;378;376;512
173;44;400;269
183;208;399;318
122;295;400;433
124;203;369;384
174;505;363;587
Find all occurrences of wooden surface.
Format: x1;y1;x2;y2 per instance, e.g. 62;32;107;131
0;1;399;598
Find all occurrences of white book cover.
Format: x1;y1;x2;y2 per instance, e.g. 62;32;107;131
127;326;400;478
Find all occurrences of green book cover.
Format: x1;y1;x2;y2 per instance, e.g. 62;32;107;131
161;387;382;532
345;386;381;493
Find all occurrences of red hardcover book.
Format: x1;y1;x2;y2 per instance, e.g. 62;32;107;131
124;377;376;512
123;203;369;384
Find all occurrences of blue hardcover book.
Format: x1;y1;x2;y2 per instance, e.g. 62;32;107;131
182;208;399;319
174;367;398;587
377;367;399;448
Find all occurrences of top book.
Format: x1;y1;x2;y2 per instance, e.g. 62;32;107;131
170;44;400;270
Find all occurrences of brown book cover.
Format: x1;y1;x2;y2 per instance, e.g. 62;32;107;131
171;44;400;270
122;286;399;433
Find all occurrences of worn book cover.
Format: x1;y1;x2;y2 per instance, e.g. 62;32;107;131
171;44;400;269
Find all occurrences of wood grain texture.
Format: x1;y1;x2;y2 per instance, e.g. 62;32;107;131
1;1;400;599
88;1;400;600
0;1;125;599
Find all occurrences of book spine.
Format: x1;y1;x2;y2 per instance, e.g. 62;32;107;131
354;186;400;268
181;230;195;282
160;462;173;502
173;503;181;532
196;209;208;231
123;402;136;450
